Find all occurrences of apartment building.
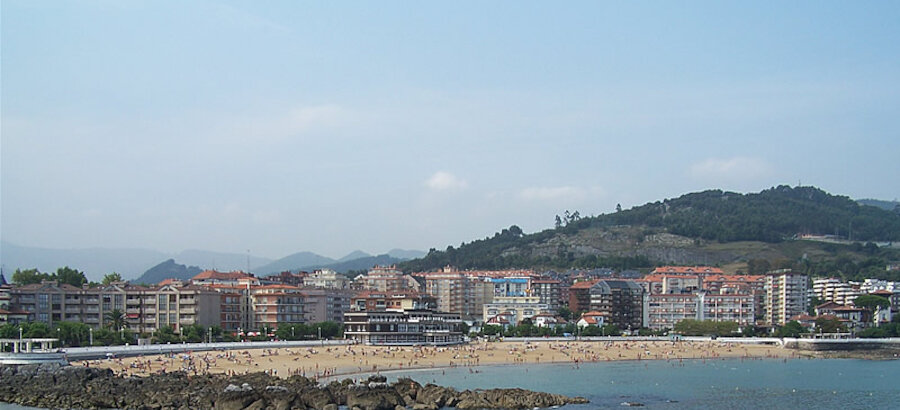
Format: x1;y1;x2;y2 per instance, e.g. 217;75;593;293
349;290;436;312
587;280;644;330
303;269;350;290
251;285;305;331
420;272;493;319
765;270;809;325
813;278;863;306
482;296;552;325
530;278;562;311
567;280;598;314
301;288;352;323
353;265;421;292
9;281;221;333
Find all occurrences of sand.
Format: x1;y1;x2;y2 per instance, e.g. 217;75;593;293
79;340;800;380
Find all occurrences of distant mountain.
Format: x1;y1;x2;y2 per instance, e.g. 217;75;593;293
338;250;372;262
173;249;272;273
134;259;203;285
313;254;404;273
386;249;426;260
252;252;335;275
0;241;168;282
857;198;900;212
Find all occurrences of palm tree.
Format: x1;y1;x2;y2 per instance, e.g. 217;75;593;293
103;308;128;330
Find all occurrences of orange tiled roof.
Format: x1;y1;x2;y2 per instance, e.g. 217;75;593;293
570;280;599;289
192;270;253;281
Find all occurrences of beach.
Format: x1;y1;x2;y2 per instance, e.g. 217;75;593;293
79;340;800;380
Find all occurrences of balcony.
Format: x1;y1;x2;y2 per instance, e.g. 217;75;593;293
65;306;81;313
126;308;141;314
179;308;196;315
179;318;195;324
144;308;156;314
84;317;99;323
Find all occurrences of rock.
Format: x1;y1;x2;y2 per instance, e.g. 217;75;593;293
266;385;290;393
323;404;339;410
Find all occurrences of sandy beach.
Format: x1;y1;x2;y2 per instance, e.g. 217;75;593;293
79;340;800;380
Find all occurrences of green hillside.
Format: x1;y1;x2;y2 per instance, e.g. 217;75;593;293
399;186;900;281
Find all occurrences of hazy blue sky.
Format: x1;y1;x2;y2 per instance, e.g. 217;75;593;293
3;1;899;259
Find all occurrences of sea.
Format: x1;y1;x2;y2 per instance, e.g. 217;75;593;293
380;358;900;409
1;358;898;409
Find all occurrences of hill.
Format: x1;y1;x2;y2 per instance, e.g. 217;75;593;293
173;250;272;273
858;198;900;212
399;186;900;281
338;250;372;262
134;259;203;285
252;252;336;275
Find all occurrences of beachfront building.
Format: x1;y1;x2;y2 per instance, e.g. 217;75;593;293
587;280;644;330
482;296;552;325
8;280;221;334
764;270;809;326
342;309;463;345
491;277;530;297
576;311;605;328
251;285;305;331
191;270;260;287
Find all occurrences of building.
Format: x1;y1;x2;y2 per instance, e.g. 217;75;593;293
350;290;435;313
250;285;305;331
637;275;700;295
191;270;259;287
650;266;725;277
353;265;420;292
301;288;352;323
567;280;598;314
587;280;644;330
530;278;563;311
303;269;350;290
491;277;530;297
576;311;605;328
8;281;221;334
482;296;552;325
343;309;463;345
764;270;809;326
420;271;494;319
813;278;862;306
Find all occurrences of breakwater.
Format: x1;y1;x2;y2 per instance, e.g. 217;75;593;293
0;363;588;409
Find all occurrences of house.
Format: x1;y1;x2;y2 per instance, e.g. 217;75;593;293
485;311;516;329
532;313;566;328
576;311;605;328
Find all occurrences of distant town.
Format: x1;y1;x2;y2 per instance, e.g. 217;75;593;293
2;262;897;348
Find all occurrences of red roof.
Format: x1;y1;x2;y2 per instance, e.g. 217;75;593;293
570;280;599;289
192;270;253;281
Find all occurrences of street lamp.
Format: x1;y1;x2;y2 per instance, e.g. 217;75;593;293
57;328;61;346
318;326;322;340
291;326;295;339
89;327;93;346
208;327;212;344
121;326;126;342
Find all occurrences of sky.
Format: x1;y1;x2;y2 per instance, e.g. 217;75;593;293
2;1;899;260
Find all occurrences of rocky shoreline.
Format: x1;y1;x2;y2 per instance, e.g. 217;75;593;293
0;363;588;409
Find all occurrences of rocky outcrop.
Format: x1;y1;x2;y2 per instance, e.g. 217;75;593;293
0;365;588;409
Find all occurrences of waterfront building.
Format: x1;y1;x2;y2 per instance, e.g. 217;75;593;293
343;309;463;345
813;278;862;306
576;311;605;328
420;271;494;319
191;270;259;287
250;285;305;331
764;270;809;325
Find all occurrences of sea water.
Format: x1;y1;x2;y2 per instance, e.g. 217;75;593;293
382;358;900;409
2;358;898;409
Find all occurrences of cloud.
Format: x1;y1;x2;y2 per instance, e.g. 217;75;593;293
425;171;468;192
689;157;774;183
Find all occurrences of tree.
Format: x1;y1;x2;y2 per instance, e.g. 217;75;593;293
616;203;622;213
853;294;890;325
558;306;573;321
55;266;87;287
104;309;128;331
11;268;50;285
102;273;123;285
814;316;846;333
555;215;563;229
775;321;808;338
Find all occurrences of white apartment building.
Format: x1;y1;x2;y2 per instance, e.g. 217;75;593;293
813;278;862;305
765;270;809;325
